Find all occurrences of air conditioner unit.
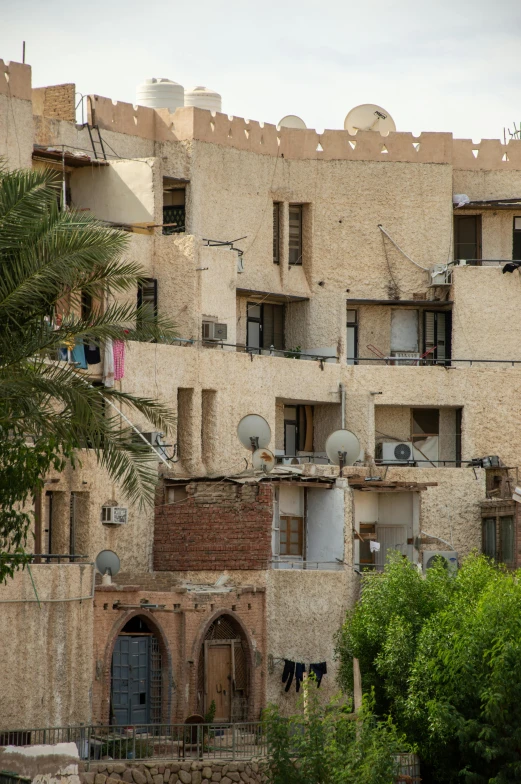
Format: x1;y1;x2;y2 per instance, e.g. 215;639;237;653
422;550;458;575
101;506;128;525
202;321;228;341
382;442;414;464
390;351;420;366
430;265;452;285
141;431;168;460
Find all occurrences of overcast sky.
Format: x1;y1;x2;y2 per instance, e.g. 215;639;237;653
2;0;521;141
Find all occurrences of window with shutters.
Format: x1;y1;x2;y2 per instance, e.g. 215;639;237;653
273;202;281;264
423;311;452;365
454;215;481;261
284;405;313;454
483;517;496;560
289;205;303;265
482;513;516;565
346;310;358;365
279;515;304;556
137;278;158;337
246;301;285;352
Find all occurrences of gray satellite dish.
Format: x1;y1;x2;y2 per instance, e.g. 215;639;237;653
252;447;276;473
95;550;120;584
325;429;361;468
237;414;271;451
344;104;396;136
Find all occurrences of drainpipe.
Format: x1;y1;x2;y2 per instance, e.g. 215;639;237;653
339;383;346;428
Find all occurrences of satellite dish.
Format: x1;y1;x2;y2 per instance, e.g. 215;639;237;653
252;447;276;473
95;550;121;582
325;429;361;467
278;114;307;130
344;104;396;136
237;414;271;451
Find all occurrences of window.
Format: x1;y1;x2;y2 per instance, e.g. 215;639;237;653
500;516;515;564
165;485;188;504
390;310;419;354
346;310;358;365
163;181;186;235
483;517;496;560
289;205;303;265
279;516;303;556
137;278;158;334
246;302;284;351
454;215;482;261
273;202;281;264
424;311;452;364
513;217;521;260
284;405;313;454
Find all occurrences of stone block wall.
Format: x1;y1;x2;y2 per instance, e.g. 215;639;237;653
32;83;75;122
154;483;273;571
81;759;266;784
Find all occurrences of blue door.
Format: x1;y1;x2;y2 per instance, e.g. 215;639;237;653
111;636;151;726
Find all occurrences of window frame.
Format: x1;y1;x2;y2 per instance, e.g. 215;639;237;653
279;515;304;557
513;216;521;260
454;214;482;261
246;301;285;352
288;204;303;266
137;278;158;336
482;511;516;566
346;309;358;365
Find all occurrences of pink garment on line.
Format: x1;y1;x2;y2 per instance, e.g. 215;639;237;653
113;339;125;381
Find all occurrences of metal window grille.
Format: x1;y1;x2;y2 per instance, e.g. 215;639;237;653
163;206;185;235
150;636;162;724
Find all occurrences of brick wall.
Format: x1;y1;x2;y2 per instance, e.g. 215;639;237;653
32;83;75;121
154;482;273;571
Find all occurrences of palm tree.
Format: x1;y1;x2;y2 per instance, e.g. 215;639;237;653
0;165;178;515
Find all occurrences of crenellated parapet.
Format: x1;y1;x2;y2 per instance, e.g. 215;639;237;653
89;95;453;164
0;59;32;101
453;138;521;170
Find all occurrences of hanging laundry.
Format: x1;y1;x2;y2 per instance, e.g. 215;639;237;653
309;662;327;688
113;339;125;381
502;261;521;274
281;660;295;693
71;340;88;369
103;338;114;388
370;540;381;553
84;341;101;365
57;346;68;361
295;662;306;693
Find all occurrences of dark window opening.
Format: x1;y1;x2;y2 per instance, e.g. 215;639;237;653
412;409;439;436
423;310;452;365
163;182;186;235
289;205;303;265
346;309;358;365
513;217;521;260
454;214;482;261
273;202;281;264
121;616;153;634
137;278;158;336
483;517;496;560
81;291;93;321
482;514;515;565
246;301;284;352
284;405;313;454
359;523;376;567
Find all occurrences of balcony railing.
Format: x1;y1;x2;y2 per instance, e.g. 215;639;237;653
171;337;339;363
162;205;185;235
348;356;521;367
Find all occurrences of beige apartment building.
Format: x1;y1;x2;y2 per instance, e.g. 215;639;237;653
1;58;521;733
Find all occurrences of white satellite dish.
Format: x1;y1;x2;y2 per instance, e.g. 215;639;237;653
325;429;361;468
237;414;271;451
344;104;396;136
252;447;276;473
95;549;120;585
278;114;307;130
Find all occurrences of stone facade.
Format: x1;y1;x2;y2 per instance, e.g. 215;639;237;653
80;760;266;784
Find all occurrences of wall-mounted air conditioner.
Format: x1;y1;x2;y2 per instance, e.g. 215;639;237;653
382;442;414;464
101;506;128;525
202;321;228;341
430;265;452;285
422;550;458;574
141;431;169;460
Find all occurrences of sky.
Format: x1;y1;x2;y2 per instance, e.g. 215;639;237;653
2;0;521;141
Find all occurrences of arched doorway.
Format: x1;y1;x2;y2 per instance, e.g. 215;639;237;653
111;616;163;726
197;614;250;722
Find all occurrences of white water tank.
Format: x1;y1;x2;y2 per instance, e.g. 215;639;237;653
184;86;222;113
136;78;184;112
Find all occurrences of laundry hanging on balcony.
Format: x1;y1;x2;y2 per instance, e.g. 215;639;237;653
281;659;327;691
103;338;114;387
113;339;125;381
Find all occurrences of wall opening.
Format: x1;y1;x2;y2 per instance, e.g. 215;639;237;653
177;388;194;462
197;614;250;722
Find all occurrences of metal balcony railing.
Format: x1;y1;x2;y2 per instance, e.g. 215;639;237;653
162;206;185;235
348;356;521;367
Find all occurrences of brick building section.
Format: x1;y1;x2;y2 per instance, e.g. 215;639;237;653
154;482;273;571
32;83;76;122
92;583;266;723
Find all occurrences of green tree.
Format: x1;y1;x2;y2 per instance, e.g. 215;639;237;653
336;553;521;783
263;689;404;784
0;165;177;580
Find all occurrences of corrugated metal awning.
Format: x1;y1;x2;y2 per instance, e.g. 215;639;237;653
237;288;309;303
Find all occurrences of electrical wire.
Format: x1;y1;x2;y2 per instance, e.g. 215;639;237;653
377;224;430;271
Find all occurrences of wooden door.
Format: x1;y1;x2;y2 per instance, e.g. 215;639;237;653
207;644;232;721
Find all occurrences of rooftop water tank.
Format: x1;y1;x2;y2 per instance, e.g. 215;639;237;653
136;78;184;112
184;86;222;113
